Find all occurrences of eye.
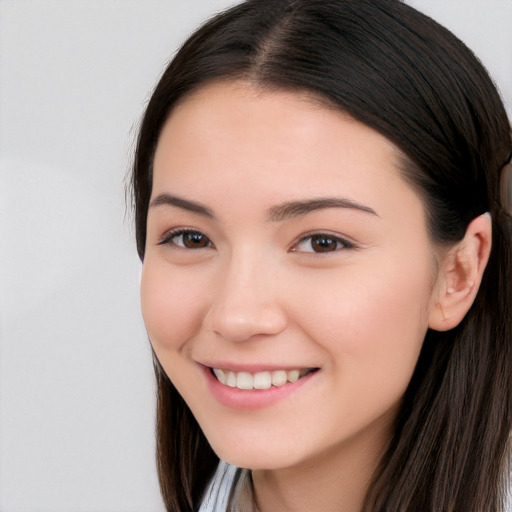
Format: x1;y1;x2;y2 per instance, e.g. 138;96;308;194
292;233;353;253
158;229;213;249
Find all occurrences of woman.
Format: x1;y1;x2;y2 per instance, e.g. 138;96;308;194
131;0;512;510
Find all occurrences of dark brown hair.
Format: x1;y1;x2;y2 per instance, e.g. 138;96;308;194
131;1;512;510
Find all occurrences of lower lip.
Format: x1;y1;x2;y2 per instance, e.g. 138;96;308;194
201;365;318;410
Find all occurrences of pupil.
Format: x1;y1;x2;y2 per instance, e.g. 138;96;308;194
312;235;337;252
184;232;207;248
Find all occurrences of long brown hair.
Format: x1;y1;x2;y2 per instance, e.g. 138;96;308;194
131;1;512;510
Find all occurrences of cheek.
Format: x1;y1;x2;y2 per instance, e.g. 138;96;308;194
287;255;433;387
140;258;208;352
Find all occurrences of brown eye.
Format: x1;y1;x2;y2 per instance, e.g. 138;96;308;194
181;232;210;249
160;230;213;249
310;235;339;253
293;233;353;253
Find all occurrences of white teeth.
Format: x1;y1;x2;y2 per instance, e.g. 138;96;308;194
213;368;226;384
253;371;272;390
236;372;253;390
226;371;237;388
288;369;300;383
271;370;287;387
212;367;314;390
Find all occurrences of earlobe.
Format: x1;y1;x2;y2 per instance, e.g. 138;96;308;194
428;213;492;332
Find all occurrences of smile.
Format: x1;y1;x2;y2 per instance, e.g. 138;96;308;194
211;367;317;390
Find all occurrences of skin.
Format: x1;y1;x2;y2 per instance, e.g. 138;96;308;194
140;81;490;511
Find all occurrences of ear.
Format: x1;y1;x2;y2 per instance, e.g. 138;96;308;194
428;213;492;331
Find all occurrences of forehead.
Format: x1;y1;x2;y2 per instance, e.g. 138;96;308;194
152;81;425;226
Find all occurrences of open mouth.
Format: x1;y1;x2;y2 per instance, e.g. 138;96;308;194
210;367;319;390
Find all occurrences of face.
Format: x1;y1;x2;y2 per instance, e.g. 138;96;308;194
141;81;440;471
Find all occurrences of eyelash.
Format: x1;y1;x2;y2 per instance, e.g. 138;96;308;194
291;232;354;254
158;228;355;254
158;228;214;249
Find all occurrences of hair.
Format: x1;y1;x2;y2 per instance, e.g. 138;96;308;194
131;0;512;510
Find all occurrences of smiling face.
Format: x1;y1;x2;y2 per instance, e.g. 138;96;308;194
140;81;440;472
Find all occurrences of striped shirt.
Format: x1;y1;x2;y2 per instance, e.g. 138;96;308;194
198;460;254;512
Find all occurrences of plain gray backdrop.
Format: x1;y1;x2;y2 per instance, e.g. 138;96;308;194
0;1;510;511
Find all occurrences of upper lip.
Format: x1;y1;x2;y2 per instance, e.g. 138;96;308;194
199;361;319;373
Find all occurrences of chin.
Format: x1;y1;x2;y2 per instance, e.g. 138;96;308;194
218;450;295;471
206;433;306;471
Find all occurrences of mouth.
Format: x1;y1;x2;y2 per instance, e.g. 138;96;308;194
210;367;319;391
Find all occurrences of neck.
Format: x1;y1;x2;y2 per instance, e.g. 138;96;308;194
251;416;393;512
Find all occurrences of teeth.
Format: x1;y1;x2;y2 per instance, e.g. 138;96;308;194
253;371;272;390
288;369;300;382
237;372;253;390
212;367;314;390
213;368;226;384
271;370;287;387
226;371;237;388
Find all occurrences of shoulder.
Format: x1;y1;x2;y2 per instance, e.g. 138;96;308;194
198;460;240;512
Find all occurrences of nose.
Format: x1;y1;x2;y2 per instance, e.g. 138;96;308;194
204;251;287;343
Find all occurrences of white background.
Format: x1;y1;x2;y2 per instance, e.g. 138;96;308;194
0;1;510;511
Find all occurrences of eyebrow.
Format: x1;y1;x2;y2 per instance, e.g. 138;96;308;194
149;193;379;221
149;193;215;218
267;197;379;221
